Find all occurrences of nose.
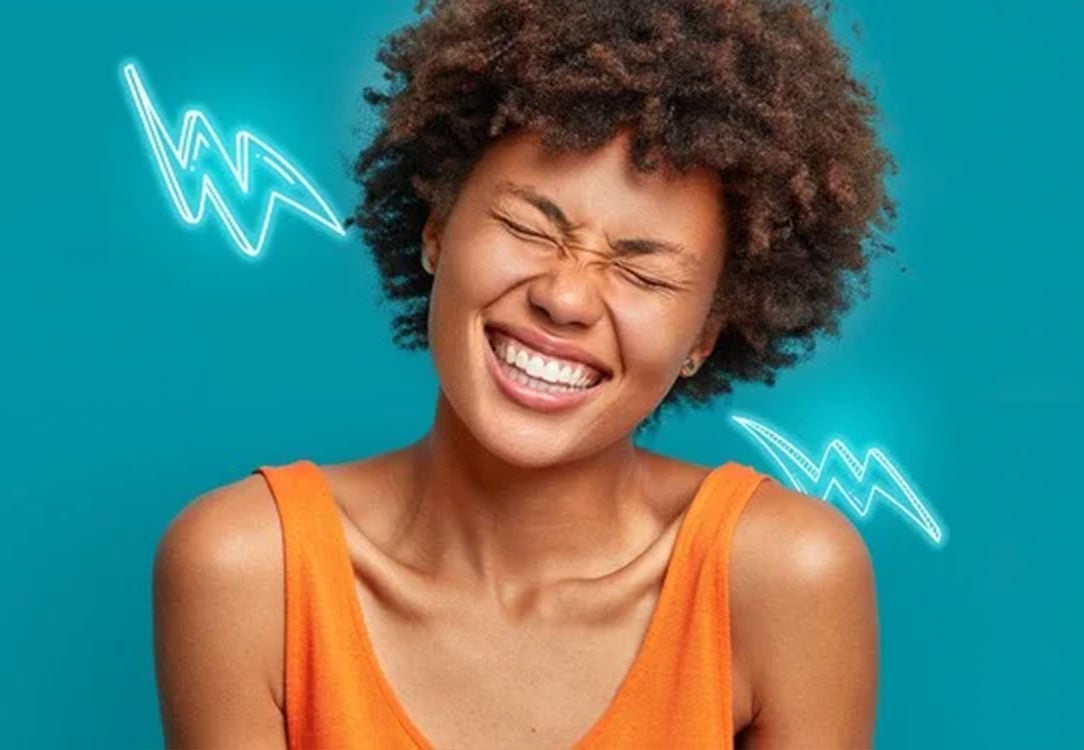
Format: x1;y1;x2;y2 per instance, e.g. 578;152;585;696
525;250;606;329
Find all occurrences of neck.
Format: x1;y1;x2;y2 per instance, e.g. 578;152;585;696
396;394;660;604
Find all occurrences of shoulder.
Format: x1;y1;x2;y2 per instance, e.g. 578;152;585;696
732;476;875;587
729;477;879;746
154;471;284;595
153;468;285;620
153;470;286;716
730;475;878;641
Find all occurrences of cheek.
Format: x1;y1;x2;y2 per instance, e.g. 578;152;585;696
616;309;687;379
451;229;532;294
427;230;528;368
610;278;683;341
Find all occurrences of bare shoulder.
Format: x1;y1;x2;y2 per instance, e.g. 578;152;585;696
152;471;287;748
732;477;876;582
730;478;879;749
156;472;284;578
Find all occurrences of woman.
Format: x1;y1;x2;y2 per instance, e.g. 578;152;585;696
153;0;892;747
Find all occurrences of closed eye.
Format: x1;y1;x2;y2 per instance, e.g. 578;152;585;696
618;266;671;290
492;210;674;291
493;213;551;241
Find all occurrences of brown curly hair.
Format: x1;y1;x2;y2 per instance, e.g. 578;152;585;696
347;0;898;435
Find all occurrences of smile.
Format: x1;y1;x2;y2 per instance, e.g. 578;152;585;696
483;327;610;412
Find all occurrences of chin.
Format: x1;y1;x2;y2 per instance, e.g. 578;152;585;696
491;421;601;468
433;386;601;472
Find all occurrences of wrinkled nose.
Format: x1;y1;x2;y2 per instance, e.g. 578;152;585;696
525;252;607;329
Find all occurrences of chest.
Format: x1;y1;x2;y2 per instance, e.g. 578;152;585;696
266;456;761;747
348;574;754;749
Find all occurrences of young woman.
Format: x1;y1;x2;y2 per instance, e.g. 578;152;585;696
153;0;893;747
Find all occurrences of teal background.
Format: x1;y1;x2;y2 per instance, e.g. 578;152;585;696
2;1;1081;746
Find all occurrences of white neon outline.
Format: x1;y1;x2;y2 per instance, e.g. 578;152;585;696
731;413;946;547
120;60;346;257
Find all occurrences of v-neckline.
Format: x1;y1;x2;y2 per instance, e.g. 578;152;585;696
313;461;733;749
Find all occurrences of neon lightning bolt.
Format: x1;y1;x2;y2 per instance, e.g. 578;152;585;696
120;60;346;257
731;413;946;547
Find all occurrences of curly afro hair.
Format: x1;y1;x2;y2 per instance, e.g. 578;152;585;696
348;0;898;434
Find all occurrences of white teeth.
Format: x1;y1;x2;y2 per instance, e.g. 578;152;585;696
489;332;603;388
505;363;584;394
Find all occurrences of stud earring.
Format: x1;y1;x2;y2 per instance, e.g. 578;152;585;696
680;356;699;377
421;251;435;275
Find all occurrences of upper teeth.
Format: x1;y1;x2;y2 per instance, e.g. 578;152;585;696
491;333;602;388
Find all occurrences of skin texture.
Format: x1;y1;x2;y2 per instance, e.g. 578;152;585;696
153;126;879;748
421;126;726;476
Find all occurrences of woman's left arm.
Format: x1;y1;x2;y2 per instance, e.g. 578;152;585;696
736;486;880;749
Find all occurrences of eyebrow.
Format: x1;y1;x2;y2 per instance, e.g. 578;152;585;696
493;180;699;269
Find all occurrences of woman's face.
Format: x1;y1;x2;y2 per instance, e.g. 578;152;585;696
423;127;727;467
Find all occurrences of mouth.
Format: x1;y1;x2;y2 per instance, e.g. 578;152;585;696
482;325;611;413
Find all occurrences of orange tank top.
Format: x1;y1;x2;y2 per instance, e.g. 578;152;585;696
252;459;770;749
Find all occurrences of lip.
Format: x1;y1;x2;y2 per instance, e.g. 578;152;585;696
483;330;607;413
484;322;613;378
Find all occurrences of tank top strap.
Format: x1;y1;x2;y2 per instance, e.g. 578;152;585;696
252;459;358;598
251;459;386;749
684;461;772;568
575;461;773;748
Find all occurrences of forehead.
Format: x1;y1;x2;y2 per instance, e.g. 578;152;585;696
463;129;727;264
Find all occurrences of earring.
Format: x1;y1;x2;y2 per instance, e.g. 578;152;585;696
680;356;699;377
421;251;435;275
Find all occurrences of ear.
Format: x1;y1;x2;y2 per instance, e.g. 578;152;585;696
421;211;444;267
692;312;726;362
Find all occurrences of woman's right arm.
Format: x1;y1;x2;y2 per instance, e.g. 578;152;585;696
152;476;288;749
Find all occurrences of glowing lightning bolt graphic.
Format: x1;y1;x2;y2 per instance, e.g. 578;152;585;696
731;413;947;548
120;60;346;257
